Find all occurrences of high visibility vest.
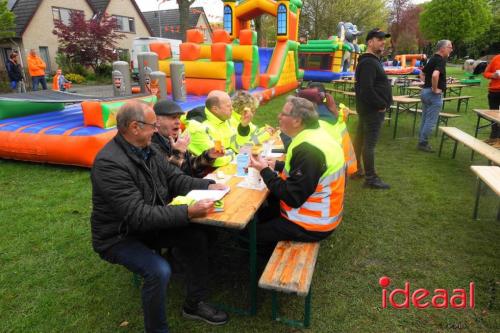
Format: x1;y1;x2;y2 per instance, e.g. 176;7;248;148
184;108;250;167
229;112;271;145
280;127;345;232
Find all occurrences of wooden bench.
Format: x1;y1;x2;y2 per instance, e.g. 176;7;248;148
258;241;320;328
438;127;500;165
388;106;460;136
442;95;473;113
470;166;500;221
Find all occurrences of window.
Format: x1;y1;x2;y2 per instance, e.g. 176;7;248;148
277;4;287;36
52;7;83;25
223;6;232;35
113;15;135;33
38;47;51;74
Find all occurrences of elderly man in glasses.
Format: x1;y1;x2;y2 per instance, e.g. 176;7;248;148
90;101;229;333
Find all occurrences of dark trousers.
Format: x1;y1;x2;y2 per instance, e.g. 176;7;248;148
353;111;385;180
100;225;210;333
488;91;500;138
32;75;47;91
251;196;332;251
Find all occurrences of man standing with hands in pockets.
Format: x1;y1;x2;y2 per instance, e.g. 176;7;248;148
417;40;453;153
353;28;393;189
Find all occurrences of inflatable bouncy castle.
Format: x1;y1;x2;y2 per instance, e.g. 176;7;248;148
383;54;423;75
298;22;365;82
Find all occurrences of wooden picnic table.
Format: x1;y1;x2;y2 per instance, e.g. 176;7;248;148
191;158;272;315
390;95;421;139
470;166;500;221
473;109;500;139
404;84;467;98
331;79;356;92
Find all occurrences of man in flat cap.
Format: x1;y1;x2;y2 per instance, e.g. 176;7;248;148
152;100;223;177
353;28;393;189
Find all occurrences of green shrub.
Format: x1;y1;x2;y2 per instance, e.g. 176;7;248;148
65;73;85;84
0;70;11;93
95;63;113;78
85;73;96;82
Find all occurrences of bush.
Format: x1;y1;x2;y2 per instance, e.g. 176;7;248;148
55;53;88;76
0;70;11;93
95;63;113;78
65;73;86;84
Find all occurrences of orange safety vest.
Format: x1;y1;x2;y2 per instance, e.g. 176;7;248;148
280;127;345;232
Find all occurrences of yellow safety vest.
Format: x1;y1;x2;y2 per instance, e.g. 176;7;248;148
280;127;345;232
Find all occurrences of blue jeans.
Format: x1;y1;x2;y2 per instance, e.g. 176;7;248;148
419;88;442;145
32;75;47;91
100;226;211;333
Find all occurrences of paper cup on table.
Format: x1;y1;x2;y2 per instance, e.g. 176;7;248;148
247;167;261;187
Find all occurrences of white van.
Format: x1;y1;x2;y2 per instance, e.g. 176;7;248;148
131;37;181;77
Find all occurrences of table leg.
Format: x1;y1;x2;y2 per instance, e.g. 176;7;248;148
473;178;482;220
248;217;257;316
438;132;446;157
474;115;481;138
393;103;400;139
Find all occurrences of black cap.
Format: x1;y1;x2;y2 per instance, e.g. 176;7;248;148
153;100;183;116
366;28;391;42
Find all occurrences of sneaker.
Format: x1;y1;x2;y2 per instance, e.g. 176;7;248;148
182;301;228;325
417;144;435;153
363;178;390;190
349;170;364;180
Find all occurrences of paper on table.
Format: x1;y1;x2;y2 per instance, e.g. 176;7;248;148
186;188;230;201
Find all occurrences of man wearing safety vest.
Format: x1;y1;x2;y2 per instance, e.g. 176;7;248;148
183;90;252;167
249;96;345;244
297;86;358;176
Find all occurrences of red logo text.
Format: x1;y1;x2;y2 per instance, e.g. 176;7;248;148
379;276;475;309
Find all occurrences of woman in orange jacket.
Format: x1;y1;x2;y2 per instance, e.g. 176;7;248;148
27;49;47;91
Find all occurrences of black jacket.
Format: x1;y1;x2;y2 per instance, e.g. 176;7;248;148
6;60;23;81
355;53;393;114
90;134;213;254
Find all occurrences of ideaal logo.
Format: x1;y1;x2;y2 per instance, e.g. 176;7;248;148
379;276;475;309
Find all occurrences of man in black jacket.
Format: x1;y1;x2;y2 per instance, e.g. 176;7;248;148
91;101;228;333
151;100;222;177
353;28;393;189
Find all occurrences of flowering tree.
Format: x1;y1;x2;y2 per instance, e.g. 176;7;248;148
52;11;125;71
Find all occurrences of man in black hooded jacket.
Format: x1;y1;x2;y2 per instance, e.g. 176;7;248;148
91;101;228;333
353;28;393;189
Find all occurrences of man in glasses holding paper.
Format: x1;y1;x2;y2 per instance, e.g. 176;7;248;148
90;101;228;333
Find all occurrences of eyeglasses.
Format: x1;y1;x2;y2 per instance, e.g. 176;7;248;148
136;121;159;129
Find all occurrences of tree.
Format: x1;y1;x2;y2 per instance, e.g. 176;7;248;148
419;0;492;57
0;0;15;39
389;4;428;54
300;0;389;41
52;11;125;71
163;0;195;41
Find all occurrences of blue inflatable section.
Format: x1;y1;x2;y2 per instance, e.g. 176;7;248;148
303;70;354;82
234;61;244;90
258;48;273;74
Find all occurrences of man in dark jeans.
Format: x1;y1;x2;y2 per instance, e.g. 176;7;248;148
353;28;393;189
91;101;228;333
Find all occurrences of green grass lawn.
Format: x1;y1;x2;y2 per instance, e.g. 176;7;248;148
0;66;499;332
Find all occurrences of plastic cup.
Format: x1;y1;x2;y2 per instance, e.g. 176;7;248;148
247;167;261;186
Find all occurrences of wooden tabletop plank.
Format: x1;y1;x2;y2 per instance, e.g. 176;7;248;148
392;95;421;103
470;166;500;196
474;109;500;124
191;176;269;229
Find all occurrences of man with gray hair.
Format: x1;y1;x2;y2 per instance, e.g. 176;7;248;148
417;39;453;152
249;96;345;246
91;101;229;333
